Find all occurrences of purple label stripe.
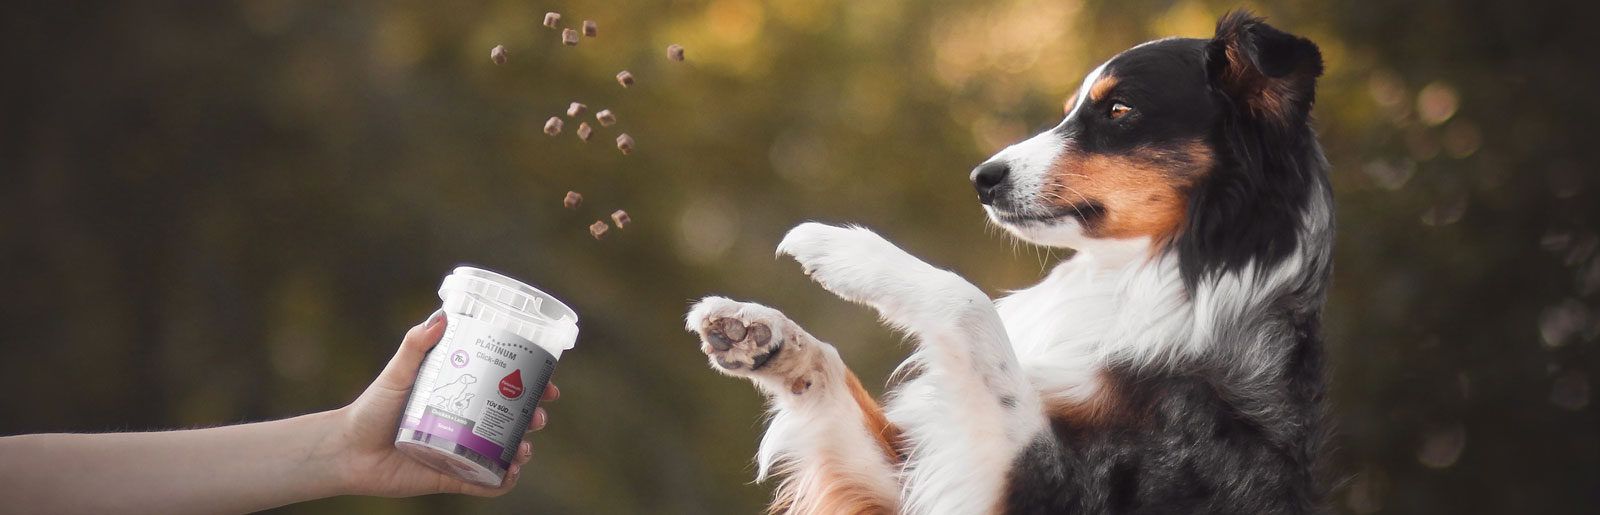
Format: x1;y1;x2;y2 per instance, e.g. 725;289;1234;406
399;413;511;468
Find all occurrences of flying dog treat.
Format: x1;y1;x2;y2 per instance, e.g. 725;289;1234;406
563;191;583;210
589;221;609;239
667;44;685;61
610;210;630;228
566;102;587;117
615;70;634;87
543;12;561;29
595;109;616;126
490;45;507;65
544;117;563;136
562;29;579;46
576;122;593;142
583;20;597;37
615;133;634;154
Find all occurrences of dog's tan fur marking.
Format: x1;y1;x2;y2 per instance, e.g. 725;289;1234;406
1219;40;1298;121
1043;371;1140;432
770;462;898;515
846;371;905;462
1044;139;1214;243
1088;74;1119;103
767;370;902;515
1211;13;1320;124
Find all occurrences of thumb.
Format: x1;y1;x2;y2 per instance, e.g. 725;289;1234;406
373;309;448;392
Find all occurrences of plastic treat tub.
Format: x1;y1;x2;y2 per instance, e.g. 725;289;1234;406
395;266;579;487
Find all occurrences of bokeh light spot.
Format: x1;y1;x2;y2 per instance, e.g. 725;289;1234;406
1363;158;1415;190
1367;70;1406;107
1538;299;1589;348
1417;425;1466;469
1443;121;1482;159
676;197;739;265
1417;82;1460;126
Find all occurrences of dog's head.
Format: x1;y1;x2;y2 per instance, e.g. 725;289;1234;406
974;12;1324;266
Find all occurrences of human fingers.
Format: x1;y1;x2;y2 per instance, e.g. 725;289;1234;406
453;437;533;496
513;441;533;466
528;408;547;432
372;310;447;392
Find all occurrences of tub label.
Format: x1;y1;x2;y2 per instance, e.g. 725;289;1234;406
498;370;524;399
400;312;557;467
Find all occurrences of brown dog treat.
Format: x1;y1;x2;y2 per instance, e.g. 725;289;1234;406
615;133;633;154
595;109;616;126
583;20;597;37
615;70;634;87
667;44;685;62
576;122;593;142
566;102;587;117
562;28;579;46
490;45;507;65
589;220;609;239
544;116;563;136
563;191;583;210
610;209;630;228
543;12;561;29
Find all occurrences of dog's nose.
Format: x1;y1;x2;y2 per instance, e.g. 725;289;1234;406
970;161;1011;205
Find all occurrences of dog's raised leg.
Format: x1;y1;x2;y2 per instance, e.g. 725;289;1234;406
686;297;901;515
777;222;1048;514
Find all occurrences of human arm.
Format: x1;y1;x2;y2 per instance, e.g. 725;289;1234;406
0;313;559;514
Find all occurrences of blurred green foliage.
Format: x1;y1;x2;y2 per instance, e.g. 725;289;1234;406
2;0;1596;513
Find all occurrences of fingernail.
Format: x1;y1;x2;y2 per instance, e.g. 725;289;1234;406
425;309;446;328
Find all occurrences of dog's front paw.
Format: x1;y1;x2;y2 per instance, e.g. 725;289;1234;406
686;297;820;394
776;223;918;306
777;223;994;331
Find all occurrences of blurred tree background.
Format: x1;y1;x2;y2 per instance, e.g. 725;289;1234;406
2;0;1596;513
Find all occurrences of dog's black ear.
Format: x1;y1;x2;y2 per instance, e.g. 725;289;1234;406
1205;11;1323;124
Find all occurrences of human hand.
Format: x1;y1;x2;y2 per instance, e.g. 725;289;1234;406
332;312;561;497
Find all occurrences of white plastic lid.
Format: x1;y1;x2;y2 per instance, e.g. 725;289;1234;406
439;266;579;355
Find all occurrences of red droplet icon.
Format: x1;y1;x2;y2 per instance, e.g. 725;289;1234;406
498;370;524;399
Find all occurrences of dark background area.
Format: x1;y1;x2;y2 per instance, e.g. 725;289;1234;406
2;0;1596;513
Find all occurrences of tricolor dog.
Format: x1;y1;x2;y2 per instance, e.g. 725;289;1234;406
687;11;1333;514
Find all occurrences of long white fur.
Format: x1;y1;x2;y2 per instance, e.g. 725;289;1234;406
777;223;1046;515
685;297;902;510
757;347;904;513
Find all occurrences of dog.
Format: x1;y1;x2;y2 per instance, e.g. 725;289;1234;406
686;11;1332;514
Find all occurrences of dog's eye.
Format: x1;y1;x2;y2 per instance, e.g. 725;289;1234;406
1109;102;1133;120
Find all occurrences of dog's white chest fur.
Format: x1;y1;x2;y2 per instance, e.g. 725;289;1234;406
995;241;1195;406
873;238;1199;514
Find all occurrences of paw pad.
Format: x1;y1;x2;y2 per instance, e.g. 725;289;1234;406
701;317;780;372
707;318;772;349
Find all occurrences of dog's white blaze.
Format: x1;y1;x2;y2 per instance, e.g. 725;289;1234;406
1065;61;1110;120
980;61;1113;250
989;130;1065;208
991;61;1105;195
